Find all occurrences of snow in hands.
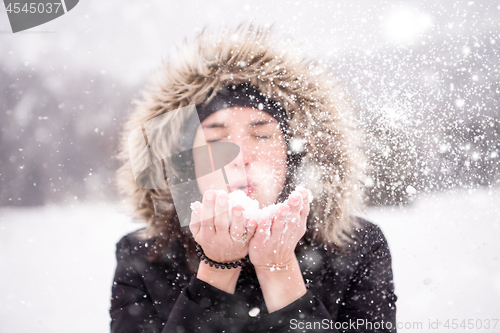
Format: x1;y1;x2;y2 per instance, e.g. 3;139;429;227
190;185;313;229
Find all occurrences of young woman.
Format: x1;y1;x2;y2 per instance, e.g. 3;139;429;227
110;24;397;333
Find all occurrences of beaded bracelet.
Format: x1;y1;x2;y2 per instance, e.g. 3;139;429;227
195;243;249;269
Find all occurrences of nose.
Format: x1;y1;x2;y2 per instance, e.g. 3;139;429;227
231;136;255;168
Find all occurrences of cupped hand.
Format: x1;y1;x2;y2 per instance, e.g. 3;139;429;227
189;189;258;263
248;189;310;271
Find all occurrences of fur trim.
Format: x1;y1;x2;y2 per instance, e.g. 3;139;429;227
115;22;365;254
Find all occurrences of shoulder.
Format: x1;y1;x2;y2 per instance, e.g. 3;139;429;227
115;228;187;266
116;228;148;244
354;217;387;240
114;227;156;262
352;217;392;258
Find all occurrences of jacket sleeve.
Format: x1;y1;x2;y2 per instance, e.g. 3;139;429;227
335;224;398;333
162;276;249;332
178;275;336;333
110;235;163;333
110;235;248;333
258;290;339;333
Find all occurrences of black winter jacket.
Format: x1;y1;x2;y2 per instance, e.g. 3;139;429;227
109;218;397;333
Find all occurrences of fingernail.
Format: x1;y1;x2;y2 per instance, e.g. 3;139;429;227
206;191;215;201
290;196;300;206
233;209;242;217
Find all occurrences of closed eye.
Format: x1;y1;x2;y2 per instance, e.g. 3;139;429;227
207;135;270;143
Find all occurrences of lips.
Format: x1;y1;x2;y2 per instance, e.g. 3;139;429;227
247;181;256;195
230;180;255;196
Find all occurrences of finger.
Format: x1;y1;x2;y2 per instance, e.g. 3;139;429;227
299;190;311;233
278;196;299;243
286;191;302;225
270;204;289;240
298;188;311;206
200;190;216;237
229;205;245;239
287;192;303;215
189;202;202;238
213;191;230;235
253;217;272;245
245;219;258;241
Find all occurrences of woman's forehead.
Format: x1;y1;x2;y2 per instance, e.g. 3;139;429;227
200;106;276;127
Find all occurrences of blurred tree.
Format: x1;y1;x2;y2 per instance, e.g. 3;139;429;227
0;63;139;207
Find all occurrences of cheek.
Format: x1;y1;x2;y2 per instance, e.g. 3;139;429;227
257;151;287;203
256;144;287;175
270;142;287;169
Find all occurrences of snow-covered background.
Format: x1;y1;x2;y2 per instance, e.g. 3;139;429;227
1;0;499;332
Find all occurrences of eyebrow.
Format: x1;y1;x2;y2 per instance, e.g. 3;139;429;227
202;119;276;129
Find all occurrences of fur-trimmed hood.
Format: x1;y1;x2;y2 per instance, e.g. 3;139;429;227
115;23;365;257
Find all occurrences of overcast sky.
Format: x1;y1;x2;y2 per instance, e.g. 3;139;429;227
1;0;498;85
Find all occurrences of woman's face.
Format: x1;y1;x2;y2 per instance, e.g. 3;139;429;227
192;106;287;208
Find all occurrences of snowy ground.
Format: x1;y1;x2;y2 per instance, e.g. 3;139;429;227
0;188;499;333
365;187;500;332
